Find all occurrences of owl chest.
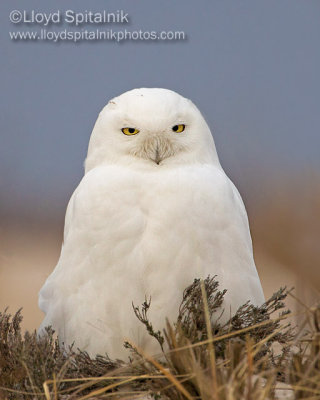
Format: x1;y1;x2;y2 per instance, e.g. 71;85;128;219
78;172;221;272
62;168;235;302
85;176;214;239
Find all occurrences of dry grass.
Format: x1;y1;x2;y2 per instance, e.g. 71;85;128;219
1;276;320;399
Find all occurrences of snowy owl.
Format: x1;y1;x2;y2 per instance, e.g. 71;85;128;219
39;88;264;360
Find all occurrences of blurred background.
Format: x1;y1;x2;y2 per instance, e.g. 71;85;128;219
1;0;319;331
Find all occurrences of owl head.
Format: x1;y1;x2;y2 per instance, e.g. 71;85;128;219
85;88;220;172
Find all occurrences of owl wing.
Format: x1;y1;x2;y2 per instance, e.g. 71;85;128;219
38;164;147;319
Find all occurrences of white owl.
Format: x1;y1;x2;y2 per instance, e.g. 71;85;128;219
38;88;264;360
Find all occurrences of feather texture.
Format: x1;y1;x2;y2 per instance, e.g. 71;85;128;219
39;88;264;359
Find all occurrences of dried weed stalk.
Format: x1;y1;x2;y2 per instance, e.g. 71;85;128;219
0;276;319;400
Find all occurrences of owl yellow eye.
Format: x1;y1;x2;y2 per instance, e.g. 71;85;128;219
122;127;139;136
172;124;185;133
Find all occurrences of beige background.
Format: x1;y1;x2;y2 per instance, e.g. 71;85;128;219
1;177;319;332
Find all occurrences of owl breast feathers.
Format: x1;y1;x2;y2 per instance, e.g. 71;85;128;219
38;88;264;360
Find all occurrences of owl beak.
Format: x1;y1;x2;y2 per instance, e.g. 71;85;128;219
154;147;161;165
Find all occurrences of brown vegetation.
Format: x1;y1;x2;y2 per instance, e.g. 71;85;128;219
1;277;319;400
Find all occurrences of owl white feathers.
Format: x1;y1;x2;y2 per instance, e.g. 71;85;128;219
38;88;264;360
